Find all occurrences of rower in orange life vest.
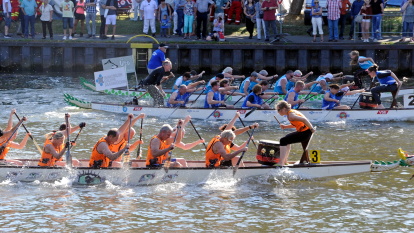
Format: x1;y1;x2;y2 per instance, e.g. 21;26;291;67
110;113;146;165
38;132;71;166
205;129;249;168
0;109;27;145
275;100;316;166
366;64;402;109
146;123;178;167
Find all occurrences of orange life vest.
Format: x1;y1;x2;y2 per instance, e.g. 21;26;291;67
38;139;65;167
0;141;9;160
146;135;169;166
109;138;126;162
89;137;111;168
205;135;231;168
288;109;310;132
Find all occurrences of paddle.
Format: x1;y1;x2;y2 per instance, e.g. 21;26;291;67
136;117;144;159
14;113;43;155
273;115;282;128
232;95;244;106
65;113;72;168
206;88;238;119
189;86;206;107
0;118;24;155
244;93;278;118
189;120;207;149
233;127;256;176
70;126;84;149
164;125;180;173
237;117;257;149
123;117;133;167
350;93;362;109
296;84;318;109
321;90;349;120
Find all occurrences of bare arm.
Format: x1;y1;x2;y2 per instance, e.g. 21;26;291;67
287;112;315;131
6;109;16;131
213;141;247;161
97;141;129;161
7;133;30;149
150;137;174;157
44;143;67;160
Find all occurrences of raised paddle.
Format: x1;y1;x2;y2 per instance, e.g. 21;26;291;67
164;125;181;173
233;127;256;176
206;88;238;119
123;116;133;167
237;117;257;149
14;112;43;155
244;93;278;118
0;118;24;155
70;126;84;149
136;117;144;159
64;113;72;168
189;120;207;149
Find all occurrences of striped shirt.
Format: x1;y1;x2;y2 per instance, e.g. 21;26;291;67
86;0;97;14
327;0;341;20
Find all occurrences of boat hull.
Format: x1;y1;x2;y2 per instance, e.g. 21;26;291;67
0;160;372;185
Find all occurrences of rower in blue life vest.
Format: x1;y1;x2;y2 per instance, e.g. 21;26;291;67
167;82;205;107
241;84;270;109
206;73;225;92
349;50;376;89
273;70;312;94
310;72;344;93
366;65;402;109
322;84;364;110
219;79;245;108
284;81;318;109
239;72;260;96
171;70;205;91
205;81;230;108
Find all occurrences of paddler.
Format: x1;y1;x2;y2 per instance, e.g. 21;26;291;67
284;81;318;109
275;100;316;166
38;132;71;167
219;112;259;136
205;130;248;168
167;83;204;108
0;110;27;145
321;84;364;110
241;84;270;109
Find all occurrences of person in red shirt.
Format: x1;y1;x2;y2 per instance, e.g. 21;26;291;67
339;0;351;40
261;0;279;42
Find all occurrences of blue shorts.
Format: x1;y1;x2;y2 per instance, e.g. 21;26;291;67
62;17;74;29
4;14;11;27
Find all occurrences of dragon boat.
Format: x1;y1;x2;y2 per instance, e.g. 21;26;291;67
64;93;414;122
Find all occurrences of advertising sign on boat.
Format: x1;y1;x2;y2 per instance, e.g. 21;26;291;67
94;67;128;91
102;55;135;73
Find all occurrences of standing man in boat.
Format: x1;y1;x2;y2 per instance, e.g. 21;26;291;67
143;59;175;107
275;100;316;166
147;43;168;74
205;129;248;168
366;65;402;109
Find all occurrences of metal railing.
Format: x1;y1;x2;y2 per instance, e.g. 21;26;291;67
353;12;405;42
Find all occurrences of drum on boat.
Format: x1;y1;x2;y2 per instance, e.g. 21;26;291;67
359;92;378;109
256;140;280;165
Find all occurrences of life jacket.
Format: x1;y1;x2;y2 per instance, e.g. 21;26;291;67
38;139;64;167
146;135;169;166
205;135;231;168
241;92;263;108
288;109;309;132
311;75;330;93
376;71;396;85
322;91;341;110
0;141;9;160
109;137;126;162
239;77;257;93
89;137;111;168
204;89;222;108
273;75;287;93
358;56;374;70
166;90;191;107
284;89;300;109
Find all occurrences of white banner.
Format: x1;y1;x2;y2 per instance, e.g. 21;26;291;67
102;56;135;73
94;67;128;91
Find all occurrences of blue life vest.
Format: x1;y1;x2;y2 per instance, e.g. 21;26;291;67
273;75;286;93
206;77;218;93
171;77;193;92
322;91;342;110
204;90;222;108
166;90;191;107
284;89;299;109
239;77;258;94
376;71;396;85
242;92;263;108
311;75;329;93
358;56;374;70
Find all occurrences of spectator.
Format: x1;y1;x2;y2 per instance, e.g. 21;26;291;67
183;0;195;39
210;13;224;41
131;0;142;21
3;0;12;38
255;0;266;40
226;0;242;25
244;0;256;39
73;0;86;37
339;0;351;40
60;0;75;40
195;0;215;40
160;14;171;37
349;0;364;40
17;1;26;38
174;0;186;36
98;0;106;39
39;0;54;40
214;0;227;20
311;0;323;42
147;43;168;74
400;0;414;42
158;0;173;37
85;0;97;38
327;0;341;42
140;0;158;37
166;0;177;35
20;0;37;39
361;0;372;42
261;0;279;42
370;0;384;42
103;0;118;40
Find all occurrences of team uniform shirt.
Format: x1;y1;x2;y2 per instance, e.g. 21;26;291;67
287;110;310;132
322;91;343;109
358;56;374;69
241;92;263;108
166;90;191;107
239;77;258;94
273;75;294;94
311;75;331;93
172;76;193;91
284;89;300;109
147;49;166;70
375;71;396;86
204;90;222;108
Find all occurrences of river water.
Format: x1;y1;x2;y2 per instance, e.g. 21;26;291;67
0;74;414;232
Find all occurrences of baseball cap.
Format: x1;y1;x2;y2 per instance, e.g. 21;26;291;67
216;73;224;79
159;43;168;48
325;73;333;79
293;70;302;77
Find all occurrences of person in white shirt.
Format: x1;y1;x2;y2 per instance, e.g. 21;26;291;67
140;0;158;36
3;0;12;38
40;0;54;39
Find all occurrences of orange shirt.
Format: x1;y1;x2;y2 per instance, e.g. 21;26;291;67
89;137;111;168
109;138;127;162
146;135;170;166
288;109;310;132
205;135;231;168
38;139;65;167
0;141;9;160
340;0;351;15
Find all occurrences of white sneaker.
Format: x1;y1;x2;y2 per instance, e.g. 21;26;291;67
63;36;67;40
373;39;378;42
69;36;73;40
